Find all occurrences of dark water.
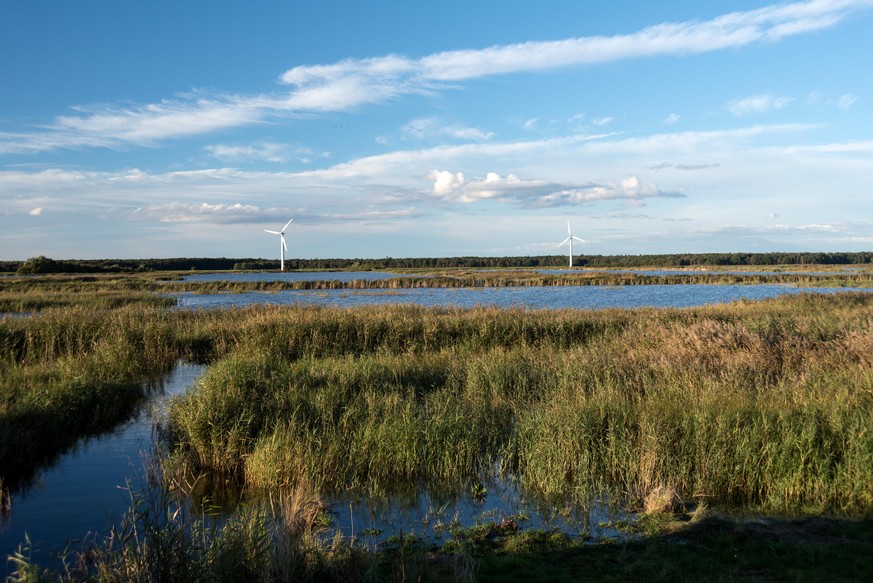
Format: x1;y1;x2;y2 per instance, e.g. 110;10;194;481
176;283;869;311
0;363;205;572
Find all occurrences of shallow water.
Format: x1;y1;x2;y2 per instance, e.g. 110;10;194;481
176;283;868;311
0;362;206;571
326;476;627;548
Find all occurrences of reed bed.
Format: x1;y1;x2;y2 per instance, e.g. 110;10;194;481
163;292;873;515
3;287;872;512
0;303;194;487
0;289;176;312
4;288;873;581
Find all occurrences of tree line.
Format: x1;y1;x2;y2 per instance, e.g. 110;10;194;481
4;252;873;274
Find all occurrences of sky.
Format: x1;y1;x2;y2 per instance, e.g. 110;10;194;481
2;0;873;261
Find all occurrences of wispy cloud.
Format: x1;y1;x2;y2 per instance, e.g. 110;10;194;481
663;113;680;125
648;162;721;171
839;92;859;110
728;94;794;116
126;202;280;224
2;0;870;154
400;118;494;142
205;142;323;164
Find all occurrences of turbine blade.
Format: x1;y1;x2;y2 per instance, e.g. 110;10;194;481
573;236;586;243
282;236;288;252
567;221;572;236
281;218;294;232
559;236;571;247
264;230;280;235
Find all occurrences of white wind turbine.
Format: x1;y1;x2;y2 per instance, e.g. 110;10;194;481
558;221;586;267
264;218;293;271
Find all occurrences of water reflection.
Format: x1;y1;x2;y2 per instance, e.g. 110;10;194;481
327;476;627;548
177;284;869;311
0;362;205;569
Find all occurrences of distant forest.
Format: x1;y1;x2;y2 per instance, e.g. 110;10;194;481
4;252;873;274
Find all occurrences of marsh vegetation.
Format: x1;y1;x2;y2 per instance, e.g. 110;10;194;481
1;276;872;580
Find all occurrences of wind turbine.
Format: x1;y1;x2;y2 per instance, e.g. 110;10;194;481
558;221;586;267
264;218;293;271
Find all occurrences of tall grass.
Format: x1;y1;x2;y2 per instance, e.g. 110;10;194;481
0;304;194;487
3;287;871;512
3;286;872;582
164;293;873;515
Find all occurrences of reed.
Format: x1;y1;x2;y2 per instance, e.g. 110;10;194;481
164;292;873;514
4;288;873;581
0;304;192;487
3;287;872;514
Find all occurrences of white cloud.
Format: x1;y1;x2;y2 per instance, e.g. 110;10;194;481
3;0;870;153
523;118;539;131
430;170;466;197
29;207;44;216
664;113;680;124
591;117;613;127
205;142;324;164
728;94;794;116
428;170;681;207
401;118;493;141
128;202;275;224
839;92;859;110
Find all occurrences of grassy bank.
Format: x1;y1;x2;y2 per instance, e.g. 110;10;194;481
0;294;873;513
0;300;191;488
3;290;872;508
165;293;873;514
3;285;873;580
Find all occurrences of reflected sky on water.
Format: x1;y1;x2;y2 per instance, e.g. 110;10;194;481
176;283;871;311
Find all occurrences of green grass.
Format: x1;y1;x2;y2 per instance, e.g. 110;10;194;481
3;288;872;511
164;292;873;514
2;281;873;581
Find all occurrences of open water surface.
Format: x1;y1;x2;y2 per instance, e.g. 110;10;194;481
176;282;868;310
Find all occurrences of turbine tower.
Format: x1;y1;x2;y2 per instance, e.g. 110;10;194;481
264;218;293;271
558;221;586;267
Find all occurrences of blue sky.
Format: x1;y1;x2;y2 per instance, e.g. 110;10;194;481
2;0;872;261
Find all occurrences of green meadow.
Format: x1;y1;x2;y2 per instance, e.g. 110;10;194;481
2;274;872;581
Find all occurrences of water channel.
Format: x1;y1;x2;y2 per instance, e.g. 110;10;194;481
4;275;871;572
0;363;205;573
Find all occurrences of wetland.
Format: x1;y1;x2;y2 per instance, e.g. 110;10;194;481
1;268;872;581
